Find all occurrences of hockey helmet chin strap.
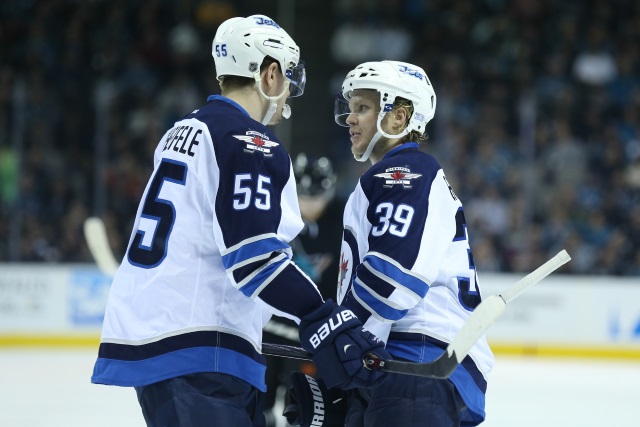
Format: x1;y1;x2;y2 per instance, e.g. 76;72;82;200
254;73;291;125
356;111;410;163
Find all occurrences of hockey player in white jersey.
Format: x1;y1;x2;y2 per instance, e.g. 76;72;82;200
91;15;389;427
329;61;495;426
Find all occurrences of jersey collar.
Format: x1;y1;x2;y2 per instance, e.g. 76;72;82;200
207;95;251;118
383;142;420;160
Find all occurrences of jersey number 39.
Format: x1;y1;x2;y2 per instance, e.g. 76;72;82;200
371;202;414;238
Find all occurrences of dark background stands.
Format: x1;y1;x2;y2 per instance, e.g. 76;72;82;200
1;0;638;276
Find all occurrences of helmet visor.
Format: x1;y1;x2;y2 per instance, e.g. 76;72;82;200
285;62;306;98
333;93;351;127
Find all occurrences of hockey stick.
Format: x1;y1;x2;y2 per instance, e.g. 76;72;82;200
263;320;301;343
262;249;571;379
83;217;120;277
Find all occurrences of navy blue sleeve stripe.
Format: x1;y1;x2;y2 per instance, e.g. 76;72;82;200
232;251;281;284
365;252;429;299
352;277;408;321
222;234;289;270
237;253;289;297
356;265;396;298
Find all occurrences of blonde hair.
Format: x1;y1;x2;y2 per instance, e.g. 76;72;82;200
393;97;428;143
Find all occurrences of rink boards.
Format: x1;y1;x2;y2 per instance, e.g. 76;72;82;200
0;264;639;360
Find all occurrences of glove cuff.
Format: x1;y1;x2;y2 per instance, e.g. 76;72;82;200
300;299;338;323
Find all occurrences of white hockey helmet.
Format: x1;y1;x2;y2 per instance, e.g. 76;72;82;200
212;15;305;98
334;60;436;162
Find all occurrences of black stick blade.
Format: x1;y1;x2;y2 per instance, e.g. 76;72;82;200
364;350;459;379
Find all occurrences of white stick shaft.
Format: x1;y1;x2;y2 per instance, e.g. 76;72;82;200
448;249;571;362
500;249;571;304
263;320;300;342
447;294;506;361
83;217;120;277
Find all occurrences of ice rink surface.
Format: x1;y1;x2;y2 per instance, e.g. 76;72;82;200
1;348;638;427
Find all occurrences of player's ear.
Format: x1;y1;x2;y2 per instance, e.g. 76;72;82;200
392;106;409;133
262;62;280;93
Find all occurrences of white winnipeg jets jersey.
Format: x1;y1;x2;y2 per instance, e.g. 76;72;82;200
337;142;494;425
92;96;322;391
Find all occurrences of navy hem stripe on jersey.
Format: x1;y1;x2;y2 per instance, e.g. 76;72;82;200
386;331;486;423
97;330;263;362
93;330;267;390
92;346;267;391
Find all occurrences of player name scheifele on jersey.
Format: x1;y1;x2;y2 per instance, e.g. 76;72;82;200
374;166;422;189
161;124;203;157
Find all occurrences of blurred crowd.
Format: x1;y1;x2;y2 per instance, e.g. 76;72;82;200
0;0;639;276
330;0;640;275
0;0;240;263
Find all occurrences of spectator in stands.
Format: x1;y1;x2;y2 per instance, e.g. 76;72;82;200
1;0;639;277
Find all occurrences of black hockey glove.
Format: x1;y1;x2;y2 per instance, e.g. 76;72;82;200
283;372;347;427
298;299;390;389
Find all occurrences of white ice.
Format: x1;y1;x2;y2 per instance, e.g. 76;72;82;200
0;349;638;426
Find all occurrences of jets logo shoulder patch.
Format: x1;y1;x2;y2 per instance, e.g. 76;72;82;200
232;130;279;156
374;166;422;189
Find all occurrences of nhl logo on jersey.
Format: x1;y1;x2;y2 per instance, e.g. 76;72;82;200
233;131;279;156
374;166;422;189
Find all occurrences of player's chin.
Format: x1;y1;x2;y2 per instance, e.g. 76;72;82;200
268;113;283;126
